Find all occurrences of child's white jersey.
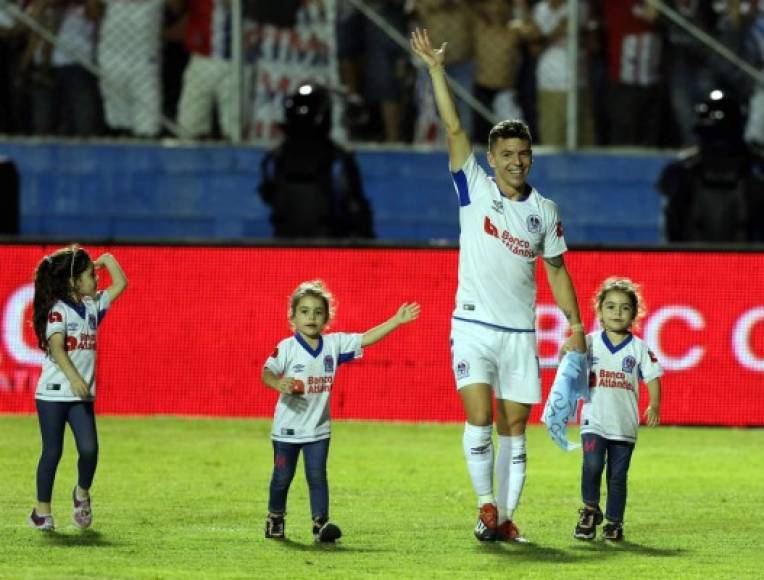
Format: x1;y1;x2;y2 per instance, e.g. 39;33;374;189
580;331;663;443
35;291;112;402
450;154;567;331
264;332;363;443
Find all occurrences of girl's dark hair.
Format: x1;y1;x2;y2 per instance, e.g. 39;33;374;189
33;245;92;352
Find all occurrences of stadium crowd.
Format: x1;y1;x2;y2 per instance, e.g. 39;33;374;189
0;0;762;147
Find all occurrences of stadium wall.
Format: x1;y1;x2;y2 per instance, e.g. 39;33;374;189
0;142;671;243
1;244;762;426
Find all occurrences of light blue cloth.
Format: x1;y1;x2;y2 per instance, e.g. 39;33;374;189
541;351;590;451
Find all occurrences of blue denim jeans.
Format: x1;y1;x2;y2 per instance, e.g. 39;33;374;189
268;438;330;520
580;433;634;523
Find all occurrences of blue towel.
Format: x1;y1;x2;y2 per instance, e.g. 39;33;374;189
541;351;590;451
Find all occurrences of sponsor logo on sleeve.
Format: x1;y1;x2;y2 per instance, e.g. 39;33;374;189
48;312;63;323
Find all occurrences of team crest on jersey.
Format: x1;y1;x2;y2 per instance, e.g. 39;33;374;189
526;214;542;234
491;200;504;214
88;315;96;330
324;355;334;372
456;360;470;379
292;364;305;373
622;356;637;373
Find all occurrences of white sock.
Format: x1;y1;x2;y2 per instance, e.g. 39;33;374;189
462;422;494;502
496;435;513;523
504;434;527;520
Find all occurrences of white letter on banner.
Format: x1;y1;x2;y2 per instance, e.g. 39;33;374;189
732;307;764;372
536;304;568;368
3;283;44;367
644;306;705;371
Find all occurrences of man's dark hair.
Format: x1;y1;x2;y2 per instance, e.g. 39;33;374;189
488;120;533;151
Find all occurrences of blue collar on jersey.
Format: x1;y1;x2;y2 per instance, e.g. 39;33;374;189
62;297;87;319
491;179;532;201
601;330;633;354
295;332;323;358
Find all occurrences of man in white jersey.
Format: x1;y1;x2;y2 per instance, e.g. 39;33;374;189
411;28;587;542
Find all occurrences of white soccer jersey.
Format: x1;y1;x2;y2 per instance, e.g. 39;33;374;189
264;332;363;443
580;331;663;443
450;154;567;330
35;291;112;402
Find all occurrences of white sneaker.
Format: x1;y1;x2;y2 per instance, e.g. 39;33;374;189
72;487;92;529
28;509;54;531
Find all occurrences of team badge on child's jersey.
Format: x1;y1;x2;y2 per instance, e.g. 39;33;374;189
622;356;636;373
526;214;542;234
456;360;470;379
324;355;334;372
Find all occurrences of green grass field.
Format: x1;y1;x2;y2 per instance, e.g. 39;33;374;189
1;416;762;579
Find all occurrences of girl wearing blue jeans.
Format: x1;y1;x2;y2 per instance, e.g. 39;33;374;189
262;280;419;542
574;278;662;541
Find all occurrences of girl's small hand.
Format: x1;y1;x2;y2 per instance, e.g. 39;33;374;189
71;378;90;399
410;28;446;70
277;377;304;395
644;405;660;427
395;302;421;325
93;254;112;269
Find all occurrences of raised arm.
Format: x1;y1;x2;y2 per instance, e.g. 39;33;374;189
94;253;128;302
361;303;420;347
543;255;586;353
410;28;471;171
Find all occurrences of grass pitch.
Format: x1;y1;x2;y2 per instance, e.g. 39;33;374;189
1;416;762;579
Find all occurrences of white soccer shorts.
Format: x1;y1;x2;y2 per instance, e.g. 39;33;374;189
450;318;541;404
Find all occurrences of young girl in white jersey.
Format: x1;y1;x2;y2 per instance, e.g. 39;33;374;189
262;280;420;542
574;277;662;542
28;245;127;531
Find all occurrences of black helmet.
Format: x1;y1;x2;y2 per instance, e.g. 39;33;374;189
693;89;743;140
283;83;332;137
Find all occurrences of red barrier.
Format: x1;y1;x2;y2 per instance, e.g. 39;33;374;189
1;245;762;425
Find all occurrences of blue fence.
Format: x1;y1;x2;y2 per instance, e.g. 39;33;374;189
1;141;672;243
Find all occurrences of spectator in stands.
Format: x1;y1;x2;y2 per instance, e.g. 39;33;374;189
530;0;598;147
660;1;717;148
362;0;411;142
161;0;188;127
176;0;237;140
657;90;764;243
258;84;375;239
601;0;663;146
49;0;103;136
470;0;529;145
413;0;474;140
0;2;26;134
96;0;164;137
